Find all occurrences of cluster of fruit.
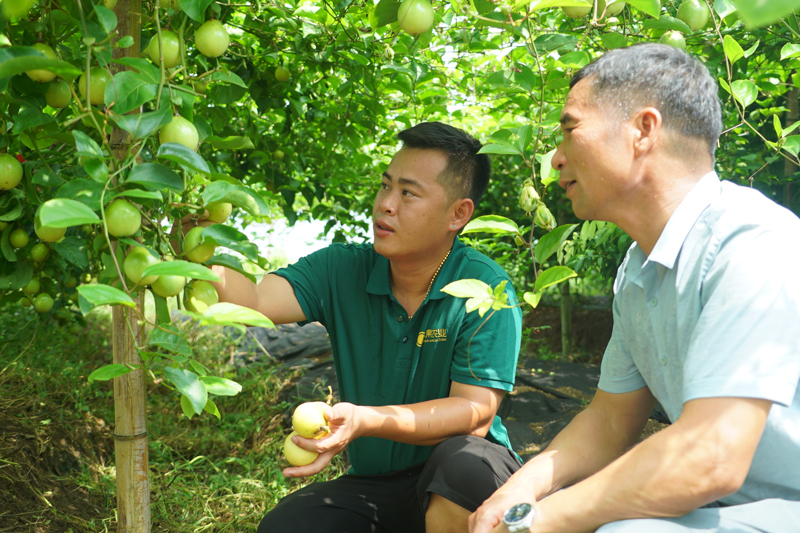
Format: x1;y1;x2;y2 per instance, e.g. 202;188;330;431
283;401;332;467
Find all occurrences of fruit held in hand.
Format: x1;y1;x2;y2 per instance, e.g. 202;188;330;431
397;0;434;36
79;67;112;106
195;19;230;57
283;431;319;467
184;280;219;312
0;153;23;190
206;202;232;223
676;0;709;32
105;199;141;237
183;225;216;263
147;30;182;68
26;43;58;83
159;116;199;151
292;401;331;439
124;246;160;286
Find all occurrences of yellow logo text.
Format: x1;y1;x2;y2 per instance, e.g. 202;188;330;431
416;328;447;347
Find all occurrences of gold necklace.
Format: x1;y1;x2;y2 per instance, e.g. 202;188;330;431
391;248;451;319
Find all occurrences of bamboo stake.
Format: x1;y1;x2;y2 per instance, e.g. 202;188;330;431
110;1;149;531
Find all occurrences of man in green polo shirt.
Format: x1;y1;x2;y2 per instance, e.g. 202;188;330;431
208;122;523;533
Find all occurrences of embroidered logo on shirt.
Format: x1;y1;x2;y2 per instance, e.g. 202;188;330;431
416;328;447;346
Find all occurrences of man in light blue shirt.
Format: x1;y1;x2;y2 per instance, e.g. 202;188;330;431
470;44;800;533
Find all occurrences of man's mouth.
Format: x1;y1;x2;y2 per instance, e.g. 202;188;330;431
560;179;577;193
374;221;395;234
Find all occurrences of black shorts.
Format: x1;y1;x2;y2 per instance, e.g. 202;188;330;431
257;435;522;533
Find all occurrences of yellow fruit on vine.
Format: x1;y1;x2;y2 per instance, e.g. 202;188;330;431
159;116;199;151
660;30;686;50
184;279;218;312
45;79;72;108
195;19;230;57
677;0;709;32
283;431;319;466
562;5;591;17
34;212;66;242
206;202;232;223
183;225;216;263
292;401;331;439
105;198;142;237
123;246;160;286
26;43;58;83
79;67;112;106
397;0;434;36
151;274;186;297
147;30;182;68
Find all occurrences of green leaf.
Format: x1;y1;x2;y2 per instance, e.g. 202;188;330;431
206;135;256;150
116;35;135;49
94;5;118;33
208;71;248;88
38;198;100;228
642;15;692;33
141;260;221;281
478;143;521;155
534;224;579;265
180;394;196;419
84;159;109;183
184;303;275;332
73;131;103;158
164;367;207;415
112;105;172;139
374;0;401;26
731;79;758;108
56;179;105;211
534;266;577;292
600;33;628;49
461;215;521;236
199;225;260;262
202;181;270;216
626;0;661;17
539;148;559;188
180;0;214;21
203;398;221;419
743;40;760;58
440;279;491;299
0;46;82;80
206;254;257;284
126;163;183;192
517;0;590;10
53;236;90;268
200;376;243;396
780;43;800;60
109;189;163;202
782;136;800;157
723;35;744;65
105;71;158;114
150;325;193;356
113;57;160;83
522;291;543;309
88;363;137;383
31;168;65;188
157;142;211;173
77;284;136;309
774;114;783;139
714;0;737;19
734;0;800;28
0;258;33;290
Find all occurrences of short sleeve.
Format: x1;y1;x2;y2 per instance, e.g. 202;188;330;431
683;228;800;407
273;247;332;324
598;290;648;394
449;277;522;392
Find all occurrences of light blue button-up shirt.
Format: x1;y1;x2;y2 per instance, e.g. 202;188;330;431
599;172;800;505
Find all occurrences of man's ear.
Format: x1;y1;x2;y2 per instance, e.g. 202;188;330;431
631;106;663;157
450;198;474;231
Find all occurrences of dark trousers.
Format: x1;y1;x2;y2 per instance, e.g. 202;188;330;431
257;435;522;533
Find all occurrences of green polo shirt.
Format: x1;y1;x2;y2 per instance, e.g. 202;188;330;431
275;238;522;475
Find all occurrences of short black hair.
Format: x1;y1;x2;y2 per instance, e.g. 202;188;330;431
397;122;491;207
571;43;722;159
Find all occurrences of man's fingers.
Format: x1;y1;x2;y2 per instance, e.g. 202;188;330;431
282;450;335;478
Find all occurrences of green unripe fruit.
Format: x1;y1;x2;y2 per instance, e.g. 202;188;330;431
0;153;24;190
23;278;41;295
64;275;77;288
599;0;625;17
31;243;50;263
105;199;142;237
206;202;232;223
534;204;557;232
123;246;160;286
677;0;709;32
159;116;199;151
2;0;35;19
659;30;686;49
184;279;218;312
26;43;58;83
519;179;540;215
562;5;591;17
10;229;29;249
273;149;285;161
183;226;216;263
274;66;290;82
79;67;112;106
33;293;54;313
20;297;32;307
45;79;72;108
147;30;182;68
397;0;434;36
151;274;186;297
34;212;66;243
195;20;230;57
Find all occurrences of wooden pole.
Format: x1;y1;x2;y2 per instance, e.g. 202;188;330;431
110;1;149;531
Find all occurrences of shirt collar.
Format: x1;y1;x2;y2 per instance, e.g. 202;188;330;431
647;171;721;269
365;238;465;300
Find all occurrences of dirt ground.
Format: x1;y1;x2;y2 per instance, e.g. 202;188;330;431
523;305;614;364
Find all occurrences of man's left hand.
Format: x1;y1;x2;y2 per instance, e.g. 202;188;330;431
282;402;359;477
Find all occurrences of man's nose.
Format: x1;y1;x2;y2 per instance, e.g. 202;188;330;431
552;143;566;170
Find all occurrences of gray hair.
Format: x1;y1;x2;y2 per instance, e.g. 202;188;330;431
571;43;722;159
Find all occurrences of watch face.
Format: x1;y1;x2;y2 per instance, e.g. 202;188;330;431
504;503;532;523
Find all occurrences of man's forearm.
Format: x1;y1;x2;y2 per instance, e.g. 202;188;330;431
209;264;259;309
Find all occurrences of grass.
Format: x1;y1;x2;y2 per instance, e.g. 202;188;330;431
0;305;346;532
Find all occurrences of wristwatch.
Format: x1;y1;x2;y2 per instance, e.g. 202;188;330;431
502;502;535;532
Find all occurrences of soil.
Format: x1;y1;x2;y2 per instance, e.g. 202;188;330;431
523;305;614;364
